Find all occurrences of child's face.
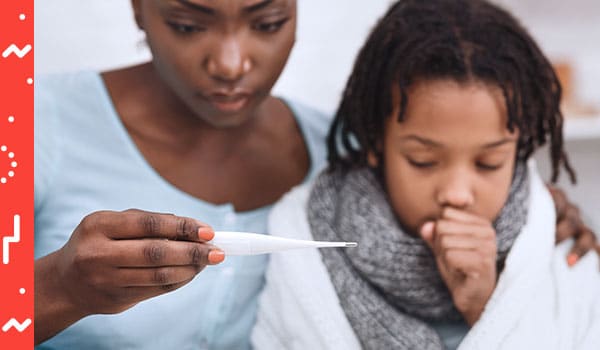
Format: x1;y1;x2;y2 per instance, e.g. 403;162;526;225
381;80;519;234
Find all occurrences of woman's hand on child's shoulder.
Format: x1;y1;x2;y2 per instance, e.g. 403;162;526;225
548;185;599;267
420;207;497;326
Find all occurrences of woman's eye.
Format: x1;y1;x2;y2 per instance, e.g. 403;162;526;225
253;18;289;33
407;158;437;168
476;162;503;171
167;22;204;34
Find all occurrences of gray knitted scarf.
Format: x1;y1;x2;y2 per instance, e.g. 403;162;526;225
307;162;529;349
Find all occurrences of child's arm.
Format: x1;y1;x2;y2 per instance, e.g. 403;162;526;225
420;207;497;326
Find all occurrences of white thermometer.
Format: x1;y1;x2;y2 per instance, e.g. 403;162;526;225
211;231;358;256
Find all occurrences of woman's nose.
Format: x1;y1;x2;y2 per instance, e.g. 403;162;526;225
205;37;252;82
436;171;475;209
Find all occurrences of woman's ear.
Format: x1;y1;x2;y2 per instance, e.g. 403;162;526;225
131;0;144;30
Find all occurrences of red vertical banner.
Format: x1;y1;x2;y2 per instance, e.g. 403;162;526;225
0;1;34;349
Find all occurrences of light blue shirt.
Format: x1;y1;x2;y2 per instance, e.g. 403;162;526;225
34;71;331;350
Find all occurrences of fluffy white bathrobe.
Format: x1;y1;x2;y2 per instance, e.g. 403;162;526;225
252;163;600;349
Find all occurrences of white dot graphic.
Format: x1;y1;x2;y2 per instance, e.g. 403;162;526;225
19;14;26;21
19;288;26;294
2;144;18;184
27;77;33;85
8;115;15;123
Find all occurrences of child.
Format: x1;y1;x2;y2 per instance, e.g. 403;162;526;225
252;0;600;349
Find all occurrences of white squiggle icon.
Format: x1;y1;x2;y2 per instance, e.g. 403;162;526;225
1;44;32;59
2;215;20;264
1;318;31;332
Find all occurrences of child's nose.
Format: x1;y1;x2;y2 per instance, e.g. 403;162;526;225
436;172;475;209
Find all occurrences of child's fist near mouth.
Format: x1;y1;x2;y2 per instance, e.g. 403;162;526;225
420;207;498;325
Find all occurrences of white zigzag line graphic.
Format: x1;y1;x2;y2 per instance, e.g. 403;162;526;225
2;44;32;58
2;215;20;264
2;318;32;332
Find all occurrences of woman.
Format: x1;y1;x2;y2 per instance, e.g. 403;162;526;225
34;1;596;349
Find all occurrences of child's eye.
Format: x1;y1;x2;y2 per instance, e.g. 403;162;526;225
167;21;205;34
407;158;437;168
476;162;503;171
252;18;289;33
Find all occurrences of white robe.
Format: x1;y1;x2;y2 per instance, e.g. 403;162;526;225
252;162;600;349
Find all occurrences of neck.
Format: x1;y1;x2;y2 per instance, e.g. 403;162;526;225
104;62;270;157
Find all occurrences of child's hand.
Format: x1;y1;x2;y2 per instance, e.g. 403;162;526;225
420;207;497;326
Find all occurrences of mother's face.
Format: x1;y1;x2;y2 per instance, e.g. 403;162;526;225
132;0;296;127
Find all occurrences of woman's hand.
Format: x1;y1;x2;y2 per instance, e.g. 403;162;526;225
548;185;599;266
420;207;497;326
35;209;224;344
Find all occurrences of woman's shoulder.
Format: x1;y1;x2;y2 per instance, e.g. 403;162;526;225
279;98;333;179
280;97;332;151
282;98;333;132
35;70;109;116
36;70;102;94
35;70;117;137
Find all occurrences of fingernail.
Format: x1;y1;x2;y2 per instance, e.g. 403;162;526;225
198;228;214;241
208;250;225;264
567;253;578;267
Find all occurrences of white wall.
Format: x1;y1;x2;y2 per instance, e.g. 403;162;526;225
35;1;599;230
496;0;600;105
34;1;150;74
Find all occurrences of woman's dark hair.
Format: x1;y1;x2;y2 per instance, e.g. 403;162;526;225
328;0;575;183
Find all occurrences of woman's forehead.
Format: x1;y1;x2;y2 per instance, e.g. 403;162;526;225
165;0;295;13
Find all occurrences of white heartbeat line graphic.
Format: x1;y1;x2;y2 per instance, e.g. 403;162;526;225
2;44;32;59
2;318;32;332
2;215;20;264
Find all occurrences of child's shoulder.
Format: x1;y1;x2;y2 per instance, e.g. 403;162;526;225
269;180;316;240
272;180;314;217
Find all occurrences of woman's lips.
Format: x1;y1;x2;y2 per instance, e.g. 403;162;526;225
208;92;250;113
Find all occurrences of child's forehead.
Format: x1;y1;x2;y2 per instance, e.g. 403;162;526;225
388;79;514;143
394;79;507;118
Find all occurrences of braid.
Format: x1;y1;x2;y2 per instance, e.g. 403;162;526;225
327;0;576;183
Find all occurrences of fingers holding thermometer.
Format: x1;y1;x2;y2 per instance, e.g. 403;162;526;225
46;210;225;317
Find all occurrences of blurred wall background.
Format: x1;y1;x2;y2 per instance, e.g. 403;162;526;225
35;0;599;230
